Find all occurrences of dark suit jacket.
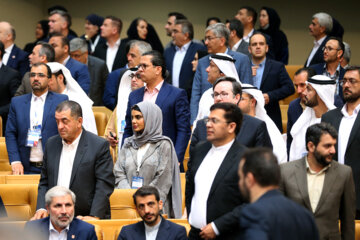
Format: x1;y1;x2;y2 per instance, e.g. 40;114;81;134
87;55;109;106
24;217;97;240
305;36;329;67
123;82;191;163
0;64;21;133
65;57;91;94
186;140;246;239
322;108;360;211
5;92;68;173
260;58;294;132
280;158;355;240
191;114;272;151
118;217;187;240
6;44;29;77
93;38;130;72
164;41;207;96
14;72;32;96
239;189;319;240
103;67;127;110
236;40;251;58
37;129;115;218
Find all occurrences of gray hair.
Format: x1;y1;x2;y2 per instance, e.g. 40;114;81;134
175;19;194;40
205;23;229;46
129;40;152;55
313;12;333;34
69;38;88;53
45;186;76;207
37;42;55;62
343;42;351;63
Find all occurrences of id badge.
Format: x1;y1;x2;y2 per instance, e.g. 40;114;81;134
131;176;144;189
26;128;41;147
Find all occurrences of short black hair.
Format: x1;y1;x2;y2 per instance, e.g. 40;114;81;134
213;76;242;96
345;65;360;76
31;62;52;78
305;123;338;150
294;67;316;79
131;104;141;112
142;50;167;79
326;36;345;58
49;32;70;53
133;186;160;205
168;12;187;20
242;148;280;187
210;102;243;135
37;41;55;62
240;6;257;25
206;17;221;27
56;100;83;118
228;19;244;38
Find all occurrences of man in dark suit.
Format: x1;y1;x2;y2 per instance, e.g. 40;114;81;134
249;32;294;132
0;21;29;77
226;19;250;58
118;186;187;240
238;148;319;239
25;186;97;240
48;10;77;41
191;77;272;150
0;41;21;134
94;16;129;72
281;123;355;239
190;23;252;123
164;19;207;100
305;12;333;67
123;51;190;167
5;63;68;174
70;38;109;106
33;100;114;220
322;66;360;219
186;102;247;240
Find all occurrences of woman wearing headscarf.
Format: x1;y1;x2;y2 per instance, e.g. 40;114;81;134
23;20;49;53
114;101;182;218
126;18;164;53
258;7;289;65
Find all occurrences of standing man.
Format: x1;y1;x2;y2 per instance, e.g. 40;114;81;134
249;32;294;132
48;10;77;41
281;123;355;239
186;102;246;239
305;12;333;67
118;186;187;240
164;12;187;49
25;186;97;240
123;51;190;167
239;148;319;239
234;6;257;42
34;100;115;220
164;19;207;100
70;38;109;106
322;66;360;218
94;16;129;72
5;63;68;174
226;19;250;57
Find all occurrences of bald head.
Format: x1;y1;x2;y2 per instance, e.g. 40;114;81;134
0;21;15;47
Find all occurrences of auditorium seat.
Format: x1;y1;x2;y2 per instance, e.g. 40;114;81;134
92;106;112;120
279;65;303;105
180;173;186;213
183;141;190;172
94;111;109;136
0;175;40;184
109;189;139;219
280;104;289;133
0;140;11;172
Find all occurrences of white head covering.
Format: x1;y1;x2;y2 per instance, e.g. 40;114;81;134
209;53;240;82
289;75;336;161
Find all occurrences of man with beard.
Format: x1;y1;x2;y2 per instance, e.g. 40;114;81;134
280;123;355;239
25;186;97;240
238;148;319;239
322;66;360;219
289;75;336;161
117;186;187;240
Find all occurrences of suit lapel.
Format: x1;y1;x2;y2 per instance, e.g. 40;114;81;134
155;82;170;109
192;142;212;175
295;158;312;210
135;221;146;240
346;111;360;152
42;92;53;130
155;218;169;240
53;137;63;185
69;130;88;186
260;59;270;89
23;94;32;132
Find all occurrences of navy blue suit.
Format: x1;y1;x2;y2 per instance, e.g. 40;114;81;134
259;58;294;132
6;44;29;77
239;190;319;240
5;92;68;173
164;41;207;99
65;57;91;94
103;67;127;110
190;49;252;123
118;218;187;240
305;36;329;67
25;217;97;240
123;82;191;164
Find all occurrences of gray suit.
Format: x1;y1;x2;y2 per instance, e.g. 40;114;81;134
14;72;32;96
87;55;108;106
280;157;355;240
236;40;251;58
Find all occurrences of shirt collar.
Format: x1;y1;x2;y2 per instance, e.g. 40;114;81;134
211;139;235;151
341;102;360;117
0;61;2;68
251;58;266;67
144;80;164;93
232;39;242;50
63;56;70;65
62;130;83;147
175;41;191;51
31;91;48;102
305;156;331;174
49;218;70;233
106;38;121;47
5;44;14;54
314;35;327;46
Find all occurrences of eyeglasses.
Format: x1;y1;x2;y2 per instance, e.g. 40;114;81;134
211;92;230;99
29;72;47;78
204;117;229;124
339;78;360;86
130;73;141;79
138;63;153;70
322;46;340;52
204;36;220;42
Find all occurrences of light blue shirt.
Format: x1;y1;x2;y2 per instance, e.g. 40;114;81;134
252;58;266;89
172;41;191;87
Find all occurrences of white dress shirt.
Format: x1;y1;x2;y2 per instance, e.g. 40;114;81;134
243;29;254;43
3;43;14;65
62;56;70;66
189;139;234;230
306;35;327;67
338;103;360;164
232;39;243;51
144;218;162;240
49;220;69;240
57;131;82;188
106;38;121;72
172;41;191;88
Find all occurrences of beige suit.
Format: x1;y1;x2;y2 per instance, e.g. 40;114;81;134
280;157;355;240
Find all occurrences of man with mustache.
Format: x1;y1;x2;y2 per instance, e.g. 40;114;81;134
280;123;355;239
25;186;97;240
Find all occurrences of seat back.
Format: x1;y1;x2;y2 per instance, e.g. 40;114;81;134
87;219;139;240
110;189;139;219
2;175;40;184
279;65;303;105
180;173;186;213
0;141;11;172
94;112;109;136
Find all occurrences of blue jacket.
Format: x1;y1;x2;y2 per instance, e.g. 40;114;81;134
6;44;29;77
65;57;91;94
190;49;252;123
5;92;68;173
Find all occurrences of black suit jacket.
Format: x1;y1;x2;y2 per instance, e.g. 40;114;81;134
87;55;109;106
322;108;360;211
186;140;246;239
305;36;329;67
37;129;115;218
260;58;294;132
6;44;29;77
93;38;129;71
190;114;272;151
